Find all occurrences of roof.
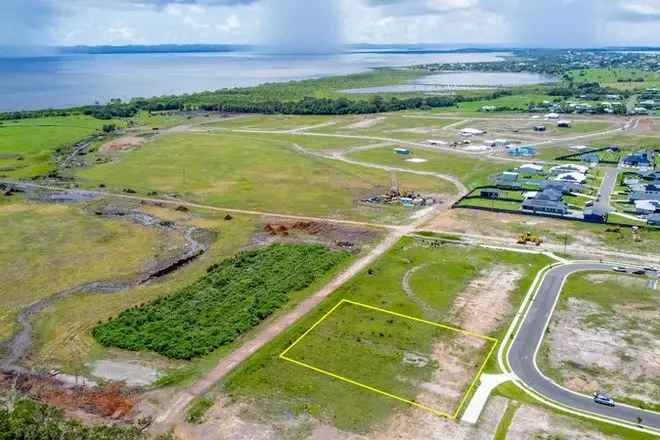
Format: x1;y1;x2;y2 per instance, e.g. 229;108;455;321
554;172;587;184
630;191;660;201
550;164;589;174
519;163;544;171
536;189;563;201
522;198;568;210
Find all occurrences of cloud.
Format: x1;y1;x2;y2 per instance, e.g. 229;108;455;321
0;0;58;46
261;0;344;53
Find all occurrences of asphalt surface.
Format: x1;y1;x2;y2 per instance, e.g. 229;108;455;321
508;262;660;430
595;167;620;212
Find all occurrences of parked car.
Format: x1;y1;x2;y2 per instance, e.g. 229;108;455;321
612;267;627;273
593;393;615;407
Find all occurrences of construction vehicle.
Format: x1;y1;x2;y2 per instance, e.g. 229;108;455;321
517;232;544;246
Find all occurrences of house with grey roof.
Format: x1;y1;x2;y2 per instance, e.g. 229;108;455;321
522;198;569;215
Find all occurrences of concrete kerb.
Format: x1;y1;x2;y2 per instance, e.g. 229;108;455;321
499;260;660;436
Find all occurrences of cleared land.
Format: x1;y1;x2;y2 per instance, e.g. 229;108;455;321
196;239;551;436
347;146;510;189
0;116;122;179
0;197;166;342
77;132;453;223
539;272;660;411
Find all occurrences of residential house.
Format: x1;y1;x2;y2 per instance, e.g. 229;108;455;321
522;198;569;215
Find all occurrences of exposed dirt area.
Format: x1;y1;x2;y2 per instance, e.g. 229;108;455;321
506;403;620;439
0;370;135;420
545;297;660;405
346;117;386;129
254;220;377;252
175;394;508;440
414;333;489;415
99;135;147;154
636;118;657;134
90;360;161;387
451;265;523;335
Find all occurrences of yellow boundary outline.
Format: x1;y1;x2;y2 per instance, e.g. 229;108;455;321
279;299;498;420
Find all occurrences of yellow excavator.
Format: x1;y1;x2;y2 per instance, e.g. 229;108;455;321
517;232;544;246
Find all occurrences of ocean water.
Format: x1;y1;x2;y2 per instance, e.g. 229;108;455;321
0;50;508;112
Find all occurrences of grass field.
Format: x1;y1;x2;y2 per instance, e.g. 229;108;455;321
0;197;165;342
30;209;258;374
569;68;660;91
77;131;454;223
0;115;123;179
347;146;511;189
220;239;550;433
281;299;495;418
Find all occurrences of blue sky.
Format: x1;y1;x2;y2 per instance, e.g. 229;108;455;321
4;0;660;48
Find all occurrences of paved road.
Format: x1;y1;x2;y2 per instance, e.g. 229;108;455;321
595;167;620;212
508;262;660;430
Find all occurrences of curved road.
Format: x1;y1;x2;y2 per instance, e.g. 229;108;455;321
508;262;660;430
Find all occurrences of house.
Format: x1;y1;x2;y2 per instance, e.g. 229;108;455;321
581;153;600;164
557;120;572;128
550;164;589;175
534;125;547;132
545;113;560;119
641;171;660;181
570;145;588;151
508;146;537;157
629;191;660;202
480;188;501;199
518;163;544;175
623;177;640;186
623;150;655;168
481;105;497;112
584;207;608;224
522;198;569;215
542;180;583;193
460;128;486;137
554;172;587;184
535;189;563;201
635;200;659;215
648;214;660;226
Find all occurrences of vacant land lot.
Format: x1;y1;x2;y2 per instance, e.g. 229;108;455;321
201;239;550;436
0;197;164;342
77;132;453;223
282;300;495;418
347;146;510;189
539;272;660;411
0;115;122;179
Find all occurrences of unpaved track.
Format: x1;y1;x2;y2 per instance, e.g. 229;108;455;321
151;204;447;434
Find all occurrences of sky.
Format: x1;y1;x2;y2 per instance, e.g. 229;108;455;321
3;0;660;50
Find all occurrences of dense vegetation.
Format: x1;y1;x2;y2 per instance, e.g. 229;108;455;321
93;244;349;359
0;398;166;440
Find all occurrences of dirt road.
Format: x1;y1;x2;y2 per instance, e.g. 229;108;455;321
151;204;445;434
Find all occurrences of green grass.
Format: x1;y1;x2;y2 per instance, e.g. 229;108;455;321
429;93;557;113
494;401;519;440
0;115;122;179
347;146;511;189
221;239;549;433
457;197;522;210
77;131;454;223
93;244;349;360
0;197;164;342
569;68;660;91
186;398;215;424
207;114;344;131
